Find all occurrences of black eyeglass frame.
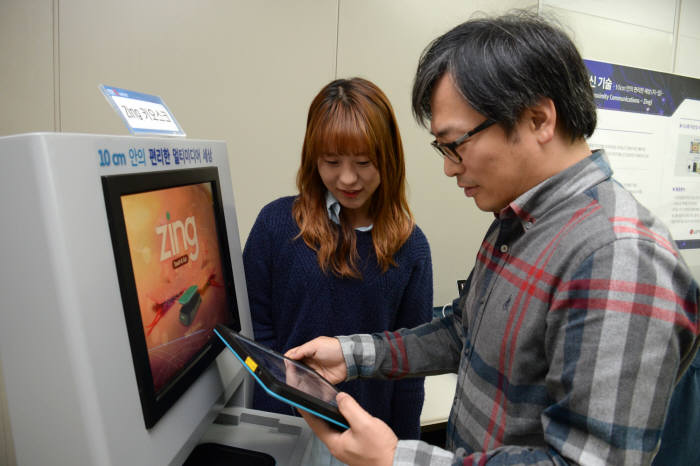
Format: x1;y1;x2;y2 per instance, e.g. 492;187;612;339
430;119;496;163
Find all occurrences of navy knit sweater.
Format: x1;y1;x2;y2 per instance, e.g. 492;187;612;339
243;196;433;439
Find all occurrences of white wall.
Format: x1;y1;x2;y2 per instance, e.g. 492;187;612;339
336;0;535;311
677;0;700;78
0;0;55;135
540;0;700;79
1;1;699;465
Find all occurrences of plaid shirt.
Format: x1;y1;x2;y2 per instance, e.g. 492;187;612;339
338;151;700;465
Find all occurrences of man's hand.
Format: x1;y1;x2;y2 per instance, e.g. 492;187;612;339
299;392;398;466
285;336;347;385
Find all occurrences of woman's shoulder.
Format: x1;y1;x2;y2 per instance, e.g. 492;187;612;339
408;223;428;242
407;223;430;247
258;196;297;220
397;223;431;260
258;195;297;217
250;195;299;236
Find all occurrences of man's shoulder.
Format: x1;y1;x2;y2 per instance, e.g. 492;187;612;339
589;178;671;242
547;177;676;257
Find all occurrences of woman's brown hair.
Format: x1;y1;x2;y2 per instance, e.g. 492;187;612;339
293;77;414;278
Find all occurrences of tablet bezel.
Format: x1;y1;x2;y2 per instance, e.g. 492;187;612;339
214;325;349;430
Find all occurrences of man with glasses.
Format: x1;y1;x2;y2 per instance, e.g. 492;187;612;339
286;11;699;465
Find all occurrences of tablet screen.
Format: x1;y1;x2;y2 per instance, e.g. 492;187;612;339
214;324;348;429
229;329;339;405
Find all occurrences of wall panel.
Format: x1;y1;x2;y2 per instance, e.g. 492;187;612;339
58;0;338;241
0;0;55;135
540;5;675;72
677;0;700;78
337;0;537;305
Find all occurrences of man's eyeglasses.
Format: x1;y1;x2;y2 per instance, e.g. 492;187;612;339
430;119;496;163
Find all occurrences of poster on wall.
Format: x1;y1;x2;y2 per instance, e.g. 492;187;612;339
584;59;700;249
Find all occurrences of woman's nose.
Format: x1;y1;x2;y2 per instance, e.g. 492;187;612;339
339;165;359;184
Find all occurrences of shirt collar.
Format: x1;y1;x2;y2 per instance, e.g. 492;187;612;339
325;190;373;232
498;149;612;229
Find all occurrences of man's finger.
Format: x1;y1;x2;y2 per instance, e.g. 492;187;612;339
336;392;372;429
284;345;307;359
285;339;324;360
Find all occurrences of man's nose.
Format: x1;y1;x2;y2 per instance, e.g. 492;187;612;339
443;157;462;177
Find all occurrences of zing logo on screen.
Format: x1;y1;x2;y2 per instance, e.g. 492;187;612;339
156;212;199;266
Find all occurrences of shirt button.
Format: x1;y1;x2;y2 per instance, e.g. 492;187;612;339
500;244;509;253
525;221;533;229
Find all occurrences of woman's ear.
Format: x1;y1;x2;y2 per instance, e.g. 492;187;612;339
527;97;556;144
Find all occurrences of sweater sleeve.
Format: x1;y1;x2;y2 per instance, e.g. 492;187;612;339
242;206;276;348
390;228;433;439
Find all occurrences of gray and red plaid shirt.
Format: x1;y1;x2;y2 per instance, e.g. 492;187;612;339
338;150;700;465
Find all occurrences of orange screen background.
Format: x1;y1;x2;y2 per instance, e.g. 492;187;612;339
121;182;229;393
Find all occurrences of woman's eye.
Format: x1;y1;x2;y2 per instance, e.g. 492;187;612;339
323;158;339;166
356;160;371;167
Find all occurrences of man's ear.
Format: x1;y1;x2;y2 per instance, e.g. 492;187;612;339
526;97;556;144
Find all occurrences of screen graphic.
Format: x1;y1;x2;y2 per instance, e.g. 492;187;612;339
121;183;228;392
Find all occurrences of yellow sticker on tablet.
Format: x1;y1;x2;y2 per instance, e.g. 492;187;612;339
245;356;258;372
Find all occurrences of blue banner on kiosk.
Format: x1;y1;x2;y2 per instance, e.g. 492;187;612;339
584;60;700;249
100;84;186;137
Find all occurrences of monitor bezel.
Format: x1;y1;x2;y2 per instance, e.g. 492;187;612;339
102;167;241;429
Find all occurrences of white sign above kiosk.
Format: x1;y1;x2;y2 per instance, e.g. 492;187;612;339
100;84;186;137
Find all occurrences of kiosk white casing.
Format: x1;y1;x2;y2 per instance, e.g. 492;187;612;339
0;133;311;465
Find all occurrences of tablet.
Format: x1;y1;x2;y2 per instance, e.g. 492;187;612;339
214;324;349;430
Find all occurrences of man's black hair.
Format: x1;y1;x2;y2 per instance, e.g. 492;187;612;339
412;10;597;141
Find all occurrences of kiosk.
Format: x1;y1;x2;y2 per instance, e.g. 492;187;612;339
0;133;312;465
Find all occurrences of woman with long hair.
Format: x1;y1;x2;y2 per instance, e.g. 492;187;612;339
243;77;433;464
